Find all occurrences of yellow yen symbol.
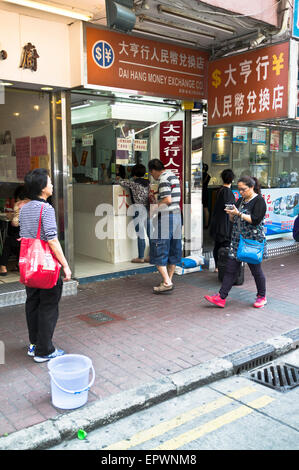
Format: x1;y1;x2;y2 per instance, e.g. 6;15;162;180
272;53;284;76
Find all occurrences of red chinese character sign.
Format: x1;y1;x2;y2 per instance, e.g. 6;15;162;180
160;121;183;207
208;41;290;126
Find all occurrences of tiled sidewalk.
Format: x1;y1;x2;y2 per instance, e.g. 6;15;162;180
0;253;298;436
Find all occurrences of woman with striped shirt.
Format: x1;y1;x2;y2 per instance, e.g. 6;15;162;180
19;169;71;363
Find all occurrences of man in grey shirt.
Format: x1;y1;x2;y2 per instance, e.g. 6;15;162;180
148;159;182;294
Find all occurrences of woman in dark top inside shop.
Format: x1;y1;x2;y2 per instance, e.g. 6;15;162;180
205;176;267;309
209;169;235;271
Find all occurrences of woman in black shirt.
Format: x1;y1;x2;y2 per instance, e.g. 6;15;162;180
209;169;235;270
205;176;267;309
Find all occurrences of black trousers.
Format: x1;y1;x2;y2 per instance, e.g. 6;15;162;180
219;257;266;299
213;240;230;268
0;236;20;267
25;278;63;356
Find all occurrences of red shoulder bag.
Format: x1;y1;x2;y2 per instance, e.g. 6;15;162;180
19;205;61;289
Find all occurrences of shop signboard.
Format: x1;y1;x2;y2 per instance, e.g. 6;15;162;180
208;41;297;126
293;0;299;39
85;25;209;100
232;188;299;236
160;120;183;183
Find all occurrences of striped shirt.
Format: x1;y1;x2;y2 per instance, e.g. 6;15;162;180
19;200;58;242
158;170;181;212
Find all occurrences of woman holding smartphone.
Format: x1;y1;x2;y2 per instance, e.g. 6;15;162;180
205;176;267;309
209;169;235;271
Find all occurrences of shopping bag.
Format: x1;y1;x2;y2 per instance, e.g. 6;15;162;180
19;205;61;289
236;234;264;265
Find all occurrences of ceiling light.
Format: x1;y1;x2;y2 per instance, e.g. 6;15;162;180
0;82;13;86
158;5;235;35
71;102;91;110
138;16;215;39
41;87;53;91
132;28;200;47
3;0;93;21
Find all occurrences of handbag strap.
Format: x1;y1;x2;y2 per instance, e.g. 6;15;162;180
36;205;44;240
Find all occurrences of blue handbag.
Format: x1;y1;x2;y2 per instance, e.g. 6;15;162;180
237;234;265;264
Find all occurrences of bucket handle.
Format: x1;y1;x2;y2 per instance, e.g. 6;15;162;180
49;365;95;395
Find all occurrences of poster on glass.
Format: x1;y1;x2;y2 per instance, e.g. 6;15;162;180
233;126;248;143
211;129;230;164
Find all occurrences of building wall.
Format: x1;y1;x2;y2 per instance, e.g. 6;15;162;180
200;0;279;26
0;9;71;87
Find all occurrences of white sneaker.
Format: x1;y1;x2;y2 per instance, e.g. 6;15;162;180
34;348;65;363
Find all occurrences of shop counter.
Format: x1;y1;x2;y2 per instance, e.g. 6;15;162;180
73;184;149;263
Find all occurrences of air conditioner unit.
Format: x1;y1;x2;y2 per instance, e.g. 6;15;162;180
106;0;136;32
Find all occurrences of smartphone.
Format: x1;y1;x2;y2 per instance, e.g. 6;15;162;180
225;204;234;210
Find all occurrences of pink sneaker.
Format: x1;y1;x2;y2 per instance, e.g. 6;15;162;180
253;296;267;308
204;293;226;308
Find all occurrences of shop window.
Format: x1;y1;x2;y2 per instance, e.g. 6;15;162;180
0;88;51;210
70;95;175;185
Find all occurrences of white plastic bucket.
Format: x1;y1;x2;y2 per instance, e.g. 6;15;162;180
48;354;95;410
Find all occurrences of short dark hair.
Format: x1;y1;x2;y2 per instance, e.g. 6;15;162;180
148;159;164;172
221;169;234;184
24;168;49;200
14;184;28;201
132;164;146;177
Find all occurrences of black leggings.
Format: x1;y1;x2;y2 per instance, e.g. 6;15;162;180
213;240;230;268
219;257;266;299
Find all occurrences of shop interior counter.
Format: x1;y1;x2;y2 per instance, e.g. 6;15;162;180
73;184;143;263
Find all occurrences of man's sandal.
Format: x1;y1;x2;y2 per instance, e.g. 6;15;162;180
153;283;174;294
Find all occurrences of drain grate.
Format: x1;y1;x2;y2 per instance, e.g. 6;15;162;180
77;310;123;326
248;362;299;392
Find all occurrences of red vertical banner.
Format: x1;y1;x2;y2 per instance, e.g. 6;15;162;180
160;120;183;207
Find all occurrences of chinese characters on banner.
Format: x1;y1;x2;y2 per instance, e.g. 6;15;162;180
160;121;183;207
208;42;290;125
86;26;209;100
16;136;31;179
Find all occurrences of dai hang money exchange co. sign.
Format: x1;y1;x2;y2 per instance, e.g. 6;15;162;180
86;26;209;100
208;41;292;126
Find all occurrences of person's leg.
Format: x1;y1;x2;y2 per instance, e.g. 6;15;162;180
248;262;267;307
219;258;241;299
132;212;145;261
204;257;240;307
156;265;172;286
213;241;221;269
34;278;63;357
25;287;40;345
0;236;14;273
167;212;182;283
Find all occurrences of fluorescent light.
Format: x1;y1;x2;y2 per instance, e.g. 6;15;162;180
158;5;235;35
41;86;53;90
138;16;215;40
3;0;93;21
111;102;176;113
71;102;91;110
0;82;13;86
132;28;200;47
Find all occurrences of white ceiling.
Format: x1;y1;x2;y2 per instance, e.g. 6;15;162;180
0;0;279;53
